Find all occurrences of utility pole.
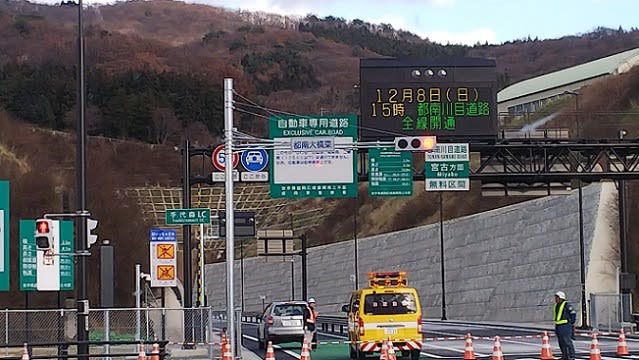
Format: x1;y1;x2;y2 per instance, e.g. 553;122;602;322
75;0;89;356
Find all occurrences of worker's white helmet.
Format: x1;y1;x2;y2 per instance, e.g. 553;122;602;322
308;297;316;304
554;291;566;300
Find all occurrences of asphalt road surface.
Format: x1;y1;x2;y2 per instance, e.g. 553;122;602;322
240;321;639;360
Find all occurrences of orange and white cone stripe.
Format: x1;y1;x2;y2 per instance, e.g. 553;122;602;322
265;341;276;360
589;334;602;360
492;336;504;360
540;331;554;360
464;333;476;360
617;329;629;356
300;338;312;360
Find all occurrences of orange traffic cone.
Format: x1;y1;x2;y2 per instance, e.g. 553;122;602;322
589;334;602;360
300;339;312;360
21;343;29;360
464;333;476;360
265;341;276;360
617;329;630;356
380;340;389;360
387;340;397;360
492;336;504;360
540;331;554;360
222;342;233;360
137;343;147;360
150;342;160;360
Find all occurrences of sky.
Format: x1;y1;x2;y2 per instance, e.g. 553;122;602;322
150;0;637;46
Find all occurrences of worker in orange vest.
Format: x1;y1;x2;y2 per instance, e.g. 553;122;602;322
303;298;319;350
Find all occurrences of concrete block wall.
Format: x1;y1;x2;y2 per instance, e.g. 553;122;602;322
206;183;613;323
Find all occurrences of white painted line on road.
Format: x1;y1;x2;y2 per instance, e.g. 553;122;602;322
420;351;444;358
422;341;489;357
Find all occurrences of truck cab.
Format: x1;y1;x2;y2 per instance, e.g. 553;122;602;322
342;271;423;360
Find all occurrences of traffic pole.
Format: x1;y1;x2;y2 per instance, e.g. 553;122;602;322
224;77;236;359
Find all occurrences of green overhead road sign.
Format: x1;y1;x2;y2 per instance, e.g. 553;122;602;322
20;219;74;291
0;180;9;291
425;143;470;191
368;147;413;196
269;114;358;198
165;208;211;225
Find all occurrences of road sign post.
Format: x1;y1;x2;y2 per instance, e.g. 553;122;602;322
269;114;358;198
425;143;470;191
0;180;8;291
368;147;413;196
165;208;211;225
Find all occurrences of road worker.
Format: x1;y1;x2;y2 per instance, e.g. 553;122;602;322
553;291;576;360
303;297;319;349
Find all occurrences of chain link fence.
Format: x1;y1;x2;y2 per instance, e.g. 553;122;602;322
589;292;636;333
0;308;231;347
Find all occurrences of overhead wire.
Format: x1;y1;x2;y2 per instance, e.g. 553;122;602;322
232;91;411;138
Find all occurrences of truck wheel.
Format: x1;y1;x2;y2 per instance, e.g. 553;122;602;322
410;349;420;360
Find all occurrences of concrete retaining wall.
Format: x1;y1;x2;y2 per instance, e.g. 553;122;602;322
205;182;619;323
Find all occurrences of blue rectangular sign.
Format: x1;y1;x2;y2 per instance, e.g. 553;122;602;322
150;228;177;242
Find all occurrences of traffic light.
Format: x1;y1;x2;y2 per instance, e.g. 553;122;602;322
394;136;437;151
35;218;53;250
87;218;98;248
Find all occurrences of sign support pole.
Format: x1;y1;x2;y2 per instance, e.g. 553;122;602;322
224;78;237;359
199;223;205;307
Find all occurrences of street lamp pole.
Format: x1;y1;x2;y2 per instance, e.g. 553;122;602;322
564;90;588;329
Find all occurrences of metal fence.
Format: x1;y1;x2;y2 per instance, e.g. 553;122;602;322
0;307;232;347
589;292;635;333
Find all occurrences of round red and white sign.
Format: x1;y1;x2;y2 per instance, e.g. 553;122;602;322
212;144;239;171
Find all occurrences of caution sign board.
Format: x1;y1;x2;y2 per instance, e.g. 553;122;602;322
149;228;177;287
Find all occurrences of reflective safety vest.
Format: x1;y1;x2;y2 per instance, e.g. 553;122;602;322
307;307;318;324
553;301;569;325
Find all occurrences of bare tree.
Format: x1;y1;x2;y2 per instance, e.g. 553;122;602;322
152;107;181;145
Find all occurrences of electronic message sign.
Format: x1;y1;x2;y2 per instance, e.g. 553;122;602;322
359;58;498;141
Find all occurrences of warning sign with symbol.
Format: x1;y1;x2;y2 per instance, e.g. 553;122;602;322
149;228;177;287
156;244;174;259
157;265;175;280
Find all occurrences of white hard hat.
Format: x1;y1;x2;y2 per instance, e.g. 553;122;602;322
308;297;316;303
554;291;566;300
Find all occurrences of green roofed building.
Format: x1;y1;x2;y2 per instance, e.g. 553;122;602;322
498;47;639;115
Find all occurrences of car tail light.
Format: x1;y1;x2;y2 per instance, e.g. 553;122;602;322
267;316;273;326
418;317;423;333
358;317;364;336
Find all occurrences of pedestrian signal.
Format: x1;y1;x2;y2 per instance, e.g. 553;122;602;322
394;136;437;152
35;219;53;250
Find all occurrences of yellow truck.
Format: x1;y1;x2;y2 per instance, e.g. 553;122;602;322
341;271;423;360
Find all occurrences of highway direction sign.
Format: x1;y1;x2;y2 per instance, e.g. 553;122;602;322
368;147;413;196
269;114;358;198
149;228;177;287
212;144;239;171
20;219;74;291
165;208;211;225
425;143;470;191
0;180;8;291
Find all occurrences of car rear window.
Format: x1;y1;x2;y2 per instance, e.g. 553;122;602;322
363;293;417;315
273;304;305;316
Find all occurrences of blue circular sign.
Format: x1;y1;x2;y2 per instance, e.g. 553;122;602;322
241;147;268;172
